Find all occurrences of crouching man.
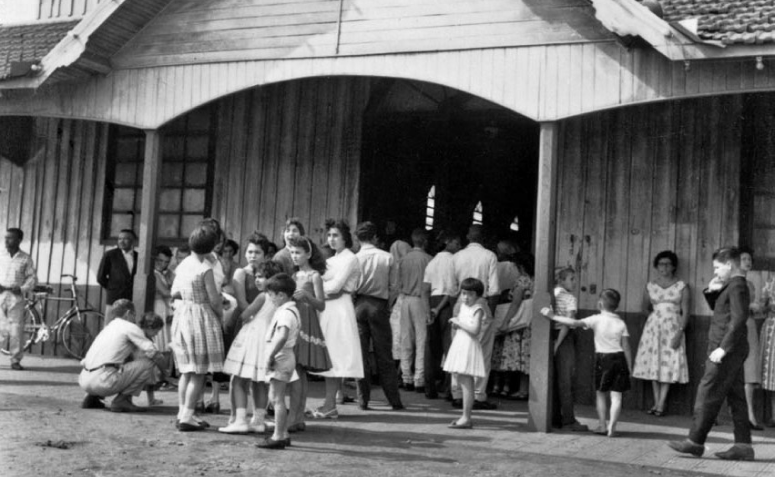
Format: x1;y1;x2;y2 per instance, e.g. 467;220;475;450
79;299;163;412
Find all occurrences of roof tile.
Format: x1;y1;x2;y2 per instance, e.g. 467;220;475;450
0;21;79;80
659;0;775;45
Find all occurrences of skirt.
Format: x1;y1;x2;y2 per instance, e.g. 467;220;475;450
170;302;224;375
494;327;530;373
443;330;486;378
222;310;270;382
295;304;333;372
313;294;364;379
761;317;775;391
744;318;762;384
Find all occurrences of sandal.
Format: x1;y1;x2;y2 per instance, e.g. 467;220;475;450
448;419;473;429
653;410;665;417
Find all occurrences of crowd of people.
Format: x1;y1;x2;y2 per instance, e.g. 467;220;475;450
2;220;775;459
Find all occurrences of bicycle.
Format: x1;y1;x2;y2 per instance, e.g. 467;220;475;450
1;274;105;360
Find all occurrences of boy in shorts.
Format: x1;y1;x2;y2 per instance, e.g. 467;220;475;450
541;289;632;437
257;273;299;450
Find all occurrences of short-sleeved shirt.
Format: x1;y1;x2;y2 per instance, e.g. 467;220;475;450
554;286;578;329
266;302;300;349
423;250;457;297
580;311;629;354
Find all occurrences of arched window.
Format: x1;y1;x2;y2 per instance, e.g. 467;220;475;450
472;201;483;225
510;215;519;232
425;185;436;230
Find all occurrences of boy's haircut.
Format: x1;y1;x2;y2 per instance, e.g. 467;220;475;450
266;241;278;255
266;273;296;297
355;221;378;242
257;260;283;279
324;218;353;248
224;239;239;254
7;227;23;240
137;312;164;330
411;228;428;246
713;246;741;264
119;229;137;239
554;266;575;284
285;217;306;236
599;289;621;312
154;245;172;258
189;224;217;254
109;299;135;321
652;250;678;269
460;277;485;297
287;236;327;274
247;231;271;255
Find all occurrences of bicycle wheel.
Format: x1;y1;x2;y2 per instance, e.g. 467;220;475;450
1;307;43;355
61;311;104;359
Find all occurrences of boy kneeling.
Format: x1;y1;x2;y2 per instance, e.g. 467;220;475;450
257;273;300;450
542;289;632;437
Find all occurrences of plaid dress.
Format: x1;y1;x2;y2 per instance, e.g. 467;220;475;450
170;255;225;374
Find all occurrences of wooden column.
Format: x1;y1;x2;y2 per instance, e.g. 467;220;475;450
133;129;162;313
528;121;560;432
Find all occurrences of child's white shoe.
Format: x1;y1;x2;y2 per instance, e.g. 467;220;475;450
218;421;249;434
248;416;266;433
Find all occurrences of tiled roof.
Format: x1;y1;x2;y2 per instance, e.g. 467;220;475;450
660;0;775;45
0;21;78;80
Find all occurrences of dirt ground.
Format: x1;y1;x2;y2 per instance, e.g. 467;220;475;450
1;356;768;477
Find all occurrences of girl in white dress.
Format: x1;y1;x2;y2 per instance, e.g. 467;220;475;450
312;219;364;419
443;278;487;429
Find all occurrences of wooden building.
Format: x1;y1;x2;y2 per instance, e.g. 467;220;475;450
2;0;775;429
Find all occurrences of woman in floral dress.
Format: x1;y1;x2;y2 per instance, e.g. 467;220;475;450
632;250;690;416
758;275;775;427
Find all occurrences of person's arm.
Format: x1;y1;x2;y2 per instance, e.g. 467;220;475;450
204;269;223;318
622;334;633;372
323;255;356;296
641;286;652;314
232;268;250;310
388;256;399;306
713;280;749;361
240;293;266;321
670;284;691;349
451;308;483;337
18;257;37;294
704;277;725;310
154;272;171;299
265;326;290;370
499;284;526;332
127;325;159;360
97;253;110;289
540;307;585;329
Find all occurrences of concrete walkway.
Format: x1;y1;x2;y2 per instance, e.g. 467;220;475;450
1;356;774;477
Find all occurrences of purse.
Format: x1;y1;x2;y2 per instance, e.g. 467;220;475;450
498;298;534;333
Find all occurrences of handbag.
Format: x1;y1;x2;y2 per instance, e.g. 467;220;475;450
497;298;534;333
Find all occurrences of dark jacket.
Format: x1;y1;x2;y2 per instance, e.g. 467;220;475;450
97;248;138;305
703;276;749;356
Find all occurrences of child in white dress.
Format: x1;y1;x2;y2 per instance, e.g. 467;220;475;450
443;278;487;429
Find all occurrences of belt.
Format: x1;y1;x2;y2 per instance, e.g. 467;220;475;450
85;363;120;372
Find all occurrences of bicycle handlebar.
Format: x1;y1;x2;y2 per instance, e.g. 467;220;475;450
61;274;78;282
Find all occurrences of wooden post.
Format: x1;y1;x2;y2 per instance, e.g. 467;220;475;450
528;121;560;432
133;129;162;313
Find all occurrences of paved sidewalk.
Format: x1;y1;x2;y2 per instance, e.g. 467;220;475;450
1;356;774;477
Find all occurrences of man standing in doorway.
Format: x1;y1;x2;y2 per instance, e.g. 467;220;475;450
97;229;138;323
451;224;500;410
0;228;37;370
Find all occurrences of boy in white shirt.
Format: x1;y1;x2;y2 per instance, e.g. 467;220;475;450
542;289;632;437
257;273;300;450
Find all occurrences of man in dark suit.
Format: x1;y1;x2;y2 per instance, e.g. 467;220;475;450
97;229;138;323
669;247;754;461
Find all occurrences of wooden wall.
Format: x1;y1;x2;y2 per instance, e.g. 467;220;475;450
555;95;746;414
0;117;110;356
211;76;371;250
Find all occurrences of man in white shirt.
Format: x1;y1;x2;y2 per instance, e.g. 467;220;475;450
0;228;36;370
451;225;500;409
422;232;461;399
79;299;163;412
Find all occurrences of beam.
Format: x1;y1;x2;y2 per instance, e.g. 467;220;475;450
528;121;560;432
133;129;162;313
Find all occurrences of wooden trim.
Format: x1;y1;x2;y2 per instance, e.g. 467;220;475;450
133;129;162;313
528;121;559;433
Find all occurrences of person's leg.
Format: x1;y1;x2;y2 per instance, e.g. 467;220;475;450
249;381;268;431
656;382;671;413
474;317;496;403
650;381;660;411
354;297;373;408
595;391;607;432
407;297;428;389
219;377;250;432
288;367;304;426
368;298;403;407
457;374;474;426
6;299;25;366
177;373;190;419
399;296;416;387
112;359;156;406
609;391;623;436
744;383;758;425
320;377;339;412
438;300;454;397
555;335;577;425
181;373;205;424
727;365;753;445
270;380;289;440
450;373;461;401
424;296;443;397
688;352;746;445
296;367;308;425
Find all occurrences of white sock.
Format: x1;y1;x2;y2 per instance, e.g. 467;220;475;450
252;409;266;424
180;408;194;422
235;408;247;423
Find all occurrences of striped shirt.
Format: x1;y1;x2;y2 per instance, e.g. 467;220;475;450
554;286;578;329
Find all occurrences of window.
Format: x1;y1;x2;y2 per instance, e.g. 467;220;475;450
425;185;436;230
510;215;519;232
102;107;214;243
472;201;483;225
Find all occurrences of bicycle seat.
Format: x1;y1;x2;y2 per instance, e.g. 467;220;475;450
61;274;78;281
32;285;54;294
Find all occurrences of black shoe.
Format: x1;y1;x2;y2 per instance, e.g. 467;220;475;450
750;421;764;431
81;394;105;409
451;399;463;409
473;400;497;410
359;404;370;411
414;386;425;394
667;439;704;457
425;391;439;399
715;445;754;461
391;404;405;410
570;421;589;432
256;437;286;450
404;383;415;392
10;362;23;370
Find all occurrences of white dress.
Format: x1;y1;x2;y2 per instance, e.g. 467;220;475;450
222;296;275;382
443;303;486;378
313;248;364;379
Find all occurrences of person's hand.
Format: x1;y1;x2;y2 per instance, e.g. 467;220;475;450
669;331;683;350
540;306;554;318
293;289;308;302
266;356;275;370
553;342;561;355
708;277;725;291
709;347;726;363
750;302;762;313
449;318;460;330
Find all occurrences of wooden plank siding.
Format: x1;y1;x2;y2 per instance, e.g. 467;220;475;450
554;96;746;415
0;117;110;357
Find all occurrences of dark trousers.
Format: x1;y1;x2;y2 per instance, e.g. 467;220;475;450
552;331;577;426
689;347;751;445
424;295;453;397
355;295;403;407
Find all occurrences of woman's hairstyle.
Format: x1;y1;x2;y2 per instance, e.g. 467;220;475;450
738;245;754;258
246;231;271;255
355;221;378;242
223;239;239;254
652;250;678;269
599;288;621;312
256;260;284;279
285;217;306;237
287;236;327;274
325;218;353;248
154;245;172;258
554;266;575;284
712;246;741;264
137;312;164;330
189;224;218;254
460;277;485;297
265;273;296;297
